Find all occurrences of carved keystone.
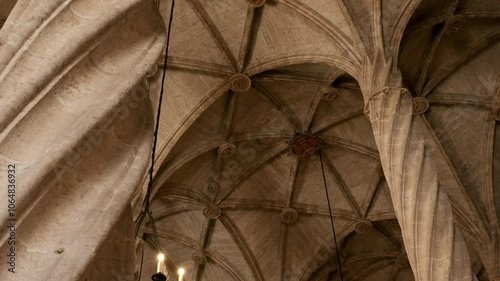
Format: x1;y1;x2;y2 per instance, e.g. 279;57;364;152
290;133;320;157
192;250;207;265
445;15;465;34
246;0;266;7
281;208;298;224
354;220;373;234
229;74;252;93
203;205;221;219
321;86;340;101
412;97;429;115
218;143;236;158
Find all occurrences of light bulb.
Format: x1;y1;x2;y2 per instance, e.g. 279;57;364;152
178;267;185;281
157;253;165;273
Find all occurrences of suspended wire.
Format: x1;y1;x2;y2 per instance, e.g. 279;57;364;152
319;150;345;281
145;0;175;217
135;0;176;251
137;241;145;281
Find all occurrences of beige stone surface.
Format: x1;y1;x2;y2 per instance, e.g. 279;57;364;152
0;0;499;280
0;0;165;280
136;0;499;280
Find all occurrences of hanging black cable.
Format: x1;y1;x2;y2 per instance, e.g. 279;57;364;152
137;242;146;281
135;0;176;252
319;150;345;281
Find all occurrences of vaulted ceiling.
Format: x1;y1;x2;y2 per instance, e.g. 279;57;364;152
0;0;497;280
1;0;498;279
128;0;500;280
2;0;496;280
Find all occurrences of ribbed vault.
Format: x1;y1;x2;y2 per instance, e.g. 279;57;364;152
0;0;497;279
126;0;500;280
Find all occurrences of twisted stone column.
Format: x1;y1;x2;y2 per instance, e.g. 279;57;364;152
0;0;165;280
361;56;476;280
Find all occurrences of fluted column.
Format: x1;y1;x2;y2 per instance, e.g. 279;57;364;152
360;55;476;281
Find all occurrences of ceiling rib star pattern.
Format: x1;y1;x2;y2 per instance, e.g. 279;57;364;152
133;0;500;280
